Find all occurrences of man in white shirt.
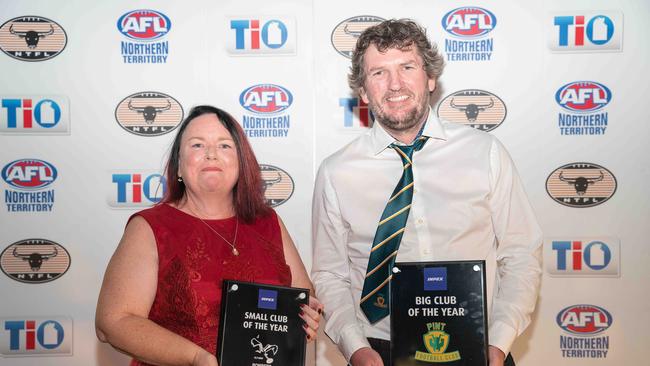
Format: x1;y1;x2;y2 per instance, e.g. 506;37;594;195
311;19;542;366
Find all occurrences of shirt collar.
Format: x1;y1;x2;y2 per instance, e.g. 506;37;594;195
369;107;448;155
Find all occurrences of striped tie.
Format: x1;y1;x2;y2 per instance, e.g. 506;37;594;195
360;136;428;323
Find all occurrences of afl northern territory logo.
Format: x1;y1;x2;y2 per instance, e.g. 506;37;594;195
115;92;183;136
1;239;70;284
260;164;294;207
436;90;506;131
331;16;385;58
546;162;616;208
0;16;67;61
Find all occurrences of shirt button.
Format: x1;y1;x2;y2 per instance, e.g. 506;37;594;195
416;218;424;225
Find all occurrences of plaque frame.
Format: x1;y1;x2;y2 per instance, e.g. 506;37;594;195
217;280;309;366
390;260;488;366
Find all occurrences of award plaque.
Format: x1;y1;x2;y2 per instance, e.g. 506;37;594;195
217;280;309;366
390;261;488;366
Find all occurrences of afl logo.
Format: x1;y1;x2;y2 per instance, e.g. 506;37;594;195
546;162;616;208
436;90;506;132
240;84;293;114
2;159;57;190
0;16;67;62
115;92;183;136
442;7;497;38
556;81;611;113
260;164;294;207
556;304;612;336
331;16;386;58
1;239;71;284
117;10;171;40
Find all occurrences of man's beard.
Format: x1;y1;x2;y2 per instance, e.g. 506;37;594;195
369;93;430;132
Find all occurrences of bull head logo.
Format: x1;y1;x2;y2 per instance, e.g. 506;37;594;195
13;246;58;271
559;170;604;195
261;172;282;193
9;23;54;49
128;99;171;124
450;98;494;122
343;24;363;38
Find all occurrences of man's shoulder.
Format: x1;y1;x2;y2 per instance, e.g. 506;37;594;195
319;131;372;170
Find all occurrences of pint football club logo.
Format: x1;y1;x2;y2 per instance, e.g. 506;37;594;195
260;165;294;207
415;322;461;362
546;162;616;208
115;92;183;136
436;89;506;131
331;16;385;58
0;16;67;61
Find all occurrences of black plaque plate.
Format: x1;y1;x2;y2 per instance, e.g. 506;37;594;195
217;280;309;366
390;261;488;366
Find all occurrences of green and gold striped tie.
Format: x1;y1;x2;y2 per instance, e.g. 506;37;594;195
360;136;428;323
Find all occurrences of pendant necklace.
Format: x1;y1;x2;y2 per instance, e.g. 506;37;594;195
189;207;239;256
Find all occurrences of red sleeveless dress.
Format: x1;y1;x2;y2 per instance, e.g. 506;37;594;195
129;204;292;366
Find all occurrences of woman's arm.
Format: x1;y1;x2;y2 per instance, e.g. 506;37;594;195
95;216;217;366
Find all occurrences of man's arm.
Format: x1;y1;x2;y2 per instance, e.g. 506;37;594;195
487;139;543;356
311;163;372;361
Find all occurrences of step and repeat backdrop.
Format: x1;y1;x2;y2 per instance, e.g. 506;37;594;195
0;0;648;365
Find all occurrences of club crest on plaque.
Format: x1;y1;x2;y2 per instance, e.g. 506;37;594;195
416;322;461;362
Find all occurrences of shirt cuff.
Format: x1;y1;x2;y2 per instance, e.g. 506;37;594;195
488;320;518;356
338;324;371;361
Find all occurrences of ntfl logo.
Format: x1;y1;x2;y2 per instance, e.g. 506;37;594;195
0;16;67;61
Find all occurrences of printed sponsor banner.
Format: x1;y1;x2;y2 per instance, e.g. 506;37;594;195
0;317;73;356
331;15;385;58
108;170;166;208
1;96;70;134
0;239;71;284
544;237;620;277
548;11;623;52
227;16;296;56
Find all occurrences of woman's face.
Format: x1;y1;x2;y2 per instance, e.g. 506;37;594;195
178;114;240;199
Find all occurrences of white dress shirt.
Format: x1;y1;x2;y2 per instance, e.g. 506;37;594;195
311;109;542;361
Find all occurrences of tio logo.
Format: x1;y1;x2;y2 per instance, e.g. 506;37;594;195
340;97;374;128
231;19;287;49
555;15;613;46
545;237;619;277
1;96;69;134
1;317;72;356
110;172;166;207
227;17;295;55
549;12;622;52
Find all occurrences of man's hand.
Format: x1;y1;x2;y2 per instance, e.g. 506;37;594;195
488;345;506;366
350;347;383;366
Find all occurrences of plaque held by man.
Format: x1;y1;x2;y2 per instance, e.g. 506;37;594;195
390;261;488;366
217;280;309;366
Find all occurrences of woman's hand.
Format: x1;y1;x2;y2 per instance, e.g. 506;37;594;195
192;349;219;366
299;296;324;342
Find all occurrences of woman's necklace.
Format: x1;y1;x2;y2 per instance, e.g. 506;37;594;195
187;206;239;256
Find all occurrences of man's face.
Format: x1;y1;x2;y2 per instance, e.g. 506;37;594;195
359;44;436;134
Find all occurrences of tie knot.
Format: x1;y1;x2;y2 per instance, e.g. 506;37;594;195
391;136;429;162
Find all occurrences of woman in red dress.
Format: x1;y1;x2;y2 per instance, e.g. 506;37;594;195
95;105;322;366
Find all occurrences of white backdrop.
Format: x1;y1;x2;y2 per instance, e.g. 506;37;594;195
0;0;648;365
